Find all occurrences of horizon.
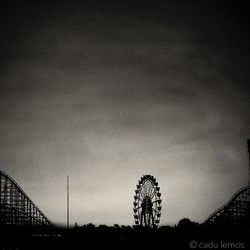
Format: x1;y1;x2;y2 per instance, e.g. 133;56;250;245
1;166;250;228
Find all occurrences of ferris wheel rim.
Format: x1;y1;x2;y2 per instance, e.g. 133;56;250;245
133;175;162;227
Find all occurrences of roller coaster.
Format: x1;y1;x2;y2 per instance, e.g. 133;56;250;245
203;140;250;228
203;186;250;227
0;170;53;226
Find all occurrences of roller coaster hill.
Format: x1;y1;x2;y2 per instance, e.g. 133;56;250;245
0;169;56;249
0;170;53;227
202;139;250;232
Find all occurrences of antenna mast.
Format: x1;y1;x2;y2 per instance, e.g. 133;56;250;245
248;139;250;186
67;175;69;228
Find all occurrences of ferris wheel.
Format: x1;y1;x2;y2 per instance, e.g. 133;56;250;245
133;175;162;227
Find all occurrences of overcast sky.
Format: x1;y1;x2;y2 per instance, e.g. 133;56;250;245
0;2;249;226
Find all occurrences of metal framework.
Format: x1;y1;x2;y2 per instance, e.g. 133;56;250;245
203;186;250;226
0;170;53;226
133;175;162;227
204;140;250;227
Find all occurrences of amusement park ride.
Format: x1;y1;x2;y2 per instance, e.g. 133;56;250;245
0;170;52;226
0;140;250;229
203;139;250;227
133;175;162;227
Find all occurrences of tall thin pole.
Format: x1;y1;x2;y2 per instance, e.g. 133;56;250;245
67;175;69;228
248;139;250;186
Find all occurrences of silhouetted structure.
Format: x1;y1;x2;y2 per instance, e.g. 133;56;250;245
203;140;250;231
1;141;250;249
133;175;162;227
0;170;53;226
204;186;250;229
67;175;69;228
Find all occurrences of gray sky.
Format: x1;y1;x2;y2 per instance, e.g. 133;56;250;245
0;2;250;226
